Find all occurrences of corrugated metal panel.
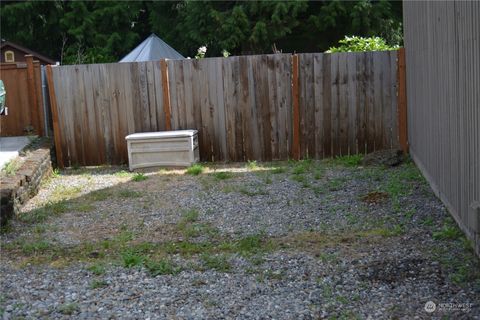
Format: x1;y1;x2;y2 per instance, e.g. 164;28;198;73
403;1;480;255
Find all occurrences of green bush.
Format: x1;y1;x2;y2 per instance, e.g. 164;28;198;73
327;36;399;53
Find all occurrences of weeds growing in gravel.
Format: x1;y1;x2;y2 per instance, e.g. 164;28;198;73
186;164;204;175
145;258;182;276
121;249;144;268
117;189;142;198
246;160;259;170
132;172;148;181
213;171;233;180
433;217;463;240
90;279;108;289
331;154;363;167
58;303;79;315
114;170;133;178
201;253;231;272
87;264;106;275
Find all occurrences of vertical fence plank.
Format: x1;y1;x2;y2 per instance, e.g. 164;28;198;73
291;54;300;160
160;59;172;131
397;48;408;153
45;65;64;168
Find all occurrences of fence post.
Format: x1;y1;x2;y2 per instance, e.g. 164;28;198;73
397;48;408;153
160;59;172;131
291;54;300;160
45;65;65;169
25;55;42;136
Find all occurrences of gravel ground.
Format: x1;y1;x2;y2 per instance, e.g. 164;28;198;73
1;159;479;319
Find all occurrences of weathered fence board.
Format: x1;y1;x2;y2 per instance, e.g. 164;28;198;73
296;51;399;159
1;57;45;137
49;50;401;166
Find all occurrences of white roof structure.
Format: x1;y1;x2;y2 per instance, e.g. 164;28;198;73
120;34;184;62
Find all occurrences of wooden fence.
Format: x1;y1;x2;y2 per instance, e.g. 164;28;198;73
0;55;45;136
404;1;480;255
47;50;405;167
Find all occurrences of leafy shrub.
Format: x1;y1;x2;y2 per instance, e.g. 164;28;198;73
327;36;399;53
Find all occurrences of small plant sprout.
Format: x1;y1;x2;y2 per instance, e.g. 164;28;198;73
186;164;204;175
132;172;148;181
246;160;259;171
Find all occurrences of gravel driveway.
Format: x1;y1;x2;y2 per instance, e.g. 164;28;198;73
1;158;479;319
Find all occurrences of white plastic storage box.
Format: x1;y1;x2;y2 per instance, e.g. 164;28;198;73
125;130;199;170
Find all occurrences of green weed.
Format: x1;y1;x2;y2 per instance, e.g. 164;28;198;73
332;154;363;167
120;249;144;268
271;167;286;174
213;171;233;180
132;172;148;181
58;303;79;315
246;160;259;170
186;164;204;175
201;254;231;272
90;279;108;289
87;264;106;275
2;159;21;175
117;189;142;198
145;258;181;276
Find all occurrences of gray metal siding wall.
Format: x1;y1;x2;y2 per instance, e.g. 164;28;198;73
403;1;480;255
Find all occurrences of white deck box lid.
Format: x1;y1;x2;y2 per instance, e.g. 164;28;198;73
125;130;198;141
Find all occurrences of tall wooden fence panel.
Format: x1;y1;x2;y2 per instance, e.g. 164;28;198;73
167;54;292;162
297;51;399;159
0;56;45;136
49;50;401;166
50;61;166;166
403;1;480;255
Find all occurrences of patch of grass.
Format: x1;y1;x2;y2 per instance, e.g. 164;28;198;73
326;177;347;191
433;220;463;240
236;234;266;256
87;189;111;202
238;186;268;196
200;253;231;272
73;203;95;212
58;303;79;315
421;216;435;227
120;249;144;268
51;185;82;202
114;170;132;178
291;159;312;175
318;252;339;263
117;189;142;198
87;263;106;275
132;172;148;181
145;258;182;276
246;160;259;171
313;168;325;180
213;171;233;180
52;168;61;178
186;164;204;175
331;154;363;167
180;209;199;223
290;174;310;188
271;167;286;174
90;279;108;289
21;240;51;255
262;173;273;184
